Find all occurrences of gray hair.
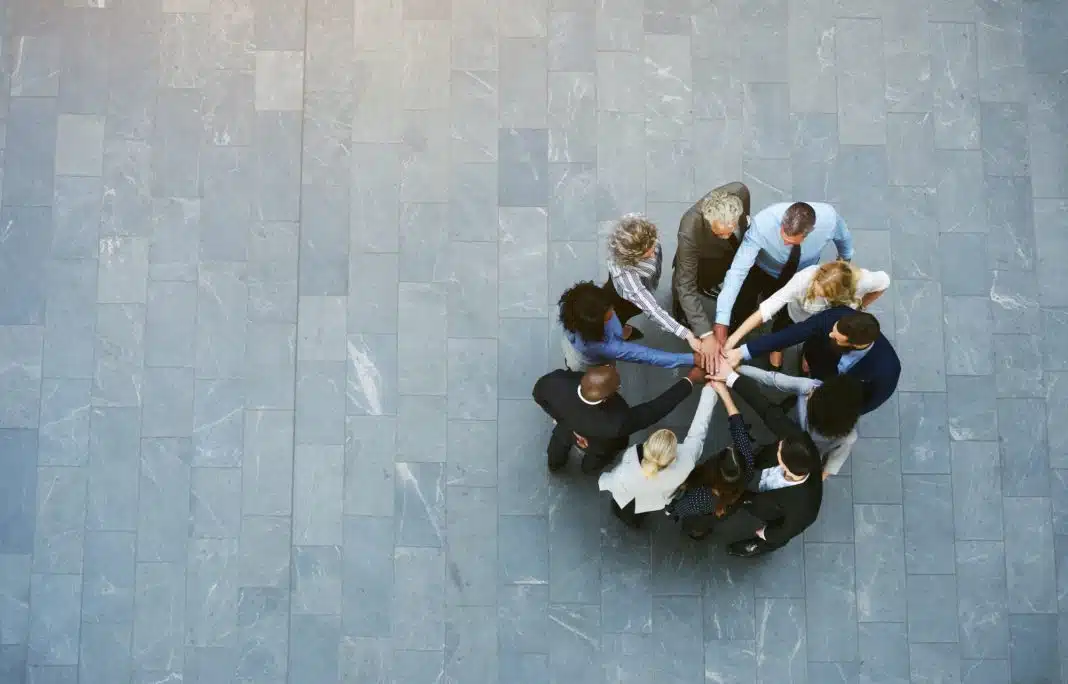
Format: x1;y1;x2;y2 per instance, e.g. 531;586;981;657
698;191;744;229
608;214;658;268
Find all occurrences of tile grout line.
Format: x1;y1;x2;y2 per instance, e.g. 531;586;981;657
285;0;313;675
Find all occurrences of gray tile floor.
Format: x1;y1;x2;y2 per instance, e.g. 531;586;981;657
0;0;1065;682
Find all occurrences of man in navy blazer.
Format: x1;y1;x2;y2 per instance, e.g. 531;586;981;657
723;307;900;414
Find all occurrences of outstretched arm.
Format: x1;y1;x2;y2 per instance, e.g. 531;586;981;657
724;309;765;350
714;382;757;478
621;378;694;434
713;236;760;327
726;374;806;442
599;339;696;369
679;384;719;456
742;309;830;360
736;365;821;396
612;268;690;340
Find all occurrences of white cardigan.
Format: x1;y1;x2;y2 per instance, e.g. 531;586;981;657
597;385;718;513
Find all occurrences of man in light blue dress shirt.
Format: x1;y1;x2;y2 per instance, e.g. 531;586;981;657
710;202;854;351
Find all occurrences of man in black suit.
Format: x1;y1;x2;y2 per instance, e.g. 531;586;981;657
532;364;706;473
723;308;900;414
718;372;822;557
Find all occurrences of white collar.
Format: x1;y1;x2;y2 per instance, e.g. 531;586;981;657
577;386;603;405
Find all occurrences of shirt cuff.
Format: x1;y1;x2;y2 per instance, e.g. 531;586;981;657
675;324;690;339
699;330;715;339
740;344;752;361
714;313;729;326
725;371;740;388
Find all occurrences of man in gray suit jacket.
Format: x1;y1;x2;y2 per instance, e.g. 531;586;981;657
671;181;751;365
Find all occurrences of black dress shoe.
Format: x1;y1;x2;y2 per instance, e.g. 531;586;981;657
727;538;765;558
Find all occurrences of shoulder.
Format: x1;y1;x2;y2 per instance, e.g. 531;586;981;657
748;205;787;239
678;204;702;233
787;265;820;288
540;368;581;385
858;269;891;290
812;305;853;323
875;336;902;369
808;202;840;221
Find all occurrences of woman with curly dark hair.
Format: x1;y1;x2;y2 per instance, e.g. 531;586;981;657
557;281;697;371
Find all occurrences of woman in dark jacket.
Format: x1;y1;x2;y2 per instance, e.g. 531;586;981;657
666;378;756;539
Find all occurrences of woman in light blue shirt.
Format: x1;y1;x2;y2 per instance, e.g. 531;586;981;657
559;281;696;371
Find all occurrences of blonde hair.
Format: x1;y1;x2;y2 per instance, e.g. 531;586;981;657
640;429;678;477
608;215;658;268
698;191;744;231
805;261;862;308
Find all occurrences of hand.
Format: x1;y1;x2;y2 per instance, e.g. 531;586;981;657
755;526;766;540
801;355;810;375
698;335;721;375
685;332;701;353
721;347;743;370
685;365;707;386
573;433;589;449
708;378;729;396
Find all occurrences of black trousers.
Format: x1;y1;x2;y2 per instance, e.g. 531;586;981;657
547;424;621;474
681;513;720;537
670;261;792;334
730;265;794;333
611;498;646;528
602;278;643;325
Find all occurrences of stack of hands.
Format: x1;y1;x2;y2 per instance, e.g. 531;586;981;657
685;325;743;381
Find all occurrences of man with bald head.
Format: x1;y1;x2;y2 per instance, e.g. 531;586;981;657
533;363;707;473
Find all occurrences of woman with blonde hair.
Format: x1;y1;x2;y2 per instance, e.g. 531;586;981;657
725;260;889;368
598;381;718;527
605;214;704;355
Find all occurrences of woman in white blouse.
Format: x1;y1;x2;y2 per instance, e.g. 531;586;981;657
598;383;718;527
725;260;890;368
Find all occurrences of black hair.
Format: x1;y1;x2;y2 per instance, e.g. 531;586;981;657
780;435;819;477
807;375;864;438
558;281;611;343
837;311;880;347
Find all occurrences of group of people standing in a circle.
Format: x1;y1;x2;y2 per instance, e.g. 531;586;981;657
533;181;901;558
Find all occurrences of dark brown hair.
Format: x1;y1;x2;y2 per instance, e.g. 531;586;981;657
782;202;816;237
683;447;747;517
836;311;880;347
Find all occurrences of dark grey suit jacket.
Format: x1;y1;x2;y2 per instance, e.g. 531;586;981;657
670;182;752;336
